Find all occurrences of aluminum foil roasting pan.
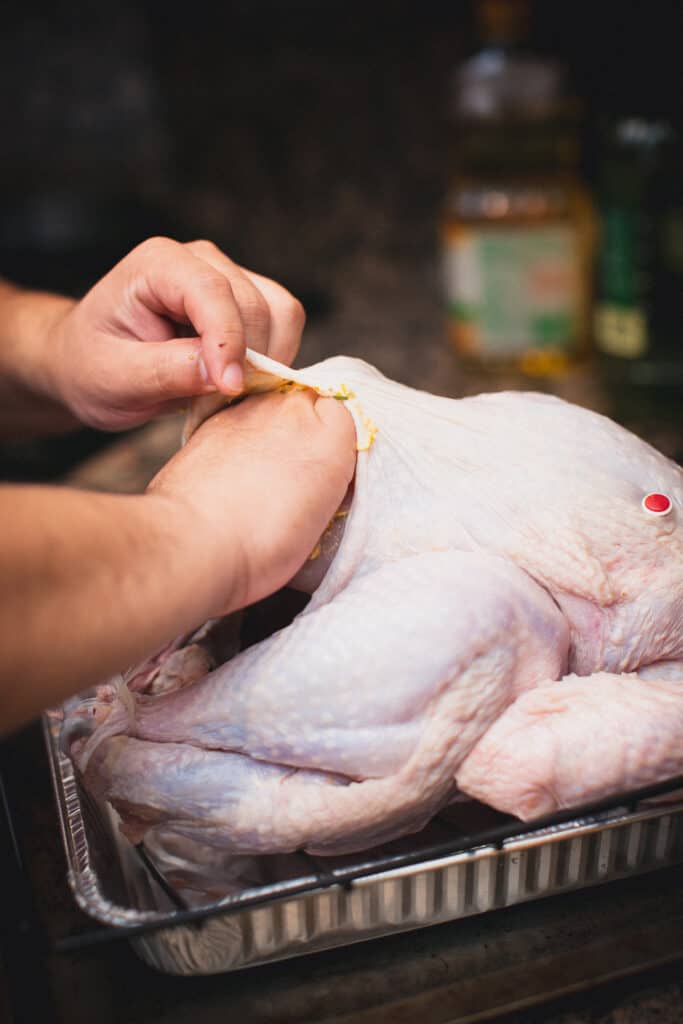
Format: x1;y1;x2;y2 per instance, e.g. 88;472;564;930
44;712;683;976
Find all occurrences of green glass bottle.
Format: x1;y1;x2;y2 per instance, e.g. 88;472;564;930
595;118;683;400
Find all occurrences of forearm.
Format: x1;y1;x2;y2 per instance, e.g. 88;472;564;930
0;280;78;436
0;485;231;732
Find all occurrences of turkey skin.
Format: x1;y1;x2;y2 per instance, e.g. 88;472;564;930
64;351;683;854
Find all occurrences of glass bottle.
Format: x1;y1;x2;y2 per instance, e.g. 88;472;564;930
442;0;595;376
594;118;683;391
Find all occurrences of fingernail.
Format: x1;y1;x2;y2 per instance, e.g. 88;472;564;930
221;361;243;394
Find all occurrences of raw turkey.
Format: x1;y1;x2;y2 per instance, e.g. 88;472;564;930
63;351;683;855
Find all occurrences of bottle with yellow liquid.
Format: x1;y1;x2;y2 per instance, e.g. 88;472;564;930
442;0;595;376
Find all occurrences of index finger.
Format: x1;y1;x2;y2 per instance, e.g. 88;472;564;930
125;237;246;394
183;240;305;366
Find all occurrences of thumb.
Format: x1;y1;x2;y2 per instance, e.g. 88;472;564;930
110;338;218;407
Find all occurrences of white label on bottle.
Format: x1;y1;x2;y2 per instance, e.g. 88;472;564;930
444;223;582;356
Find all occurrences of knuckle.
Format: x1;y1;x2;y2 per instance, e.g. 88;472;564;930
281;294;306;334
137;235;177;258
152;350;176;397
241;291;270;334
198;268;232;297
187;238;220;259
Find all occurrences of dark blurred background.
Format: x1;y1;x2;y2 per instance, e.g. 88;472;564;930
1;0;682;480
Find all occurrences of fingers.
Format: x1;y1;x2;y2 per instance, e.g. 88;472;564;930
124;238;246;394
54;235;309;432
239;267;305;366
312;396;358;474
184;240;305;366
105;338;216;412
184;240;271;357
106;236;304;403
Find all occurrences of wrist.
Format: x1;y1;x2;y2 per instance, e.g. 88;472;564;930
0;284;80;436
0;285;75;400
141;489;248;623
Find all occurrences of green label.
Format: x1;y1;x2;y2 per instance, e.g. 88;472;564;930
596;206;649;356
599;208;637;305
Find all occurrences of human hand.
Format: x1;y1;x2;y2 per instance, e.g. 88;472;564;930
43;237;305;430
147;389;356;615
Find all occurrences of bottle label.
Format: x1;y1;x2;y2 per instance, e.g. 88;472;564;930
594;306;647;358
444;223;581;357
